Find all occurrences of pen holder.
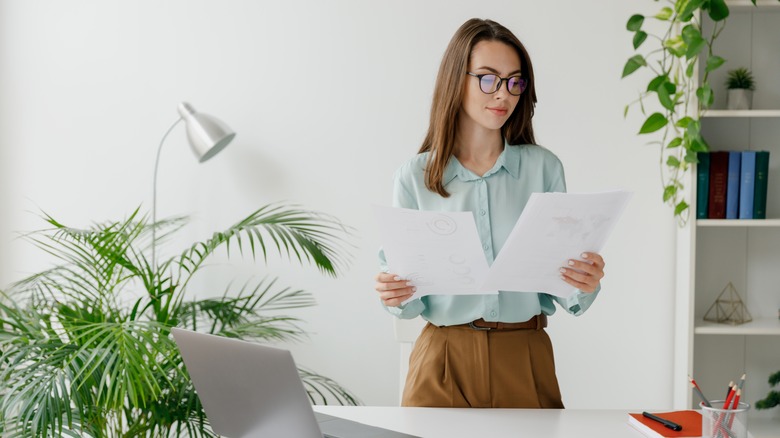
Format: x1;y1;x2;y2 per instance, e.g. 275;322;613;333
700;400;750;438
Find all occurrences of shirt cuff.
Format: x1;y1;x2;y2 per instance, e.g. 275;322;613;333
382;298;425;320
559;284;601;316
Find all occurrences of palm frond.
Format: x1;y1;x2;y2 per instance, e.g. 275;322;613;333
176;204;354;281
299;368;361;406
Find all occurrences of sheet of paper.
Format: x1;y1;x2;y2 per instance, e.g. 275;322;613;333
481;190;632;297
373;205;498;303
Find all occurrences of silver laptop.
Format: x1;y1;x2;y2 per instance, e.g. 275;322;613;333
171;328;419;438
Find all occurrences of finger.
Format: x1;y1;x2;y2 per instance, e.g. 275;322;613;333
383;293;415;307
379;289;416;307
559;267;599;286
581;252;605;269
375;272;404;283
375;280;415;292
560;273;598;293
567;260;604;280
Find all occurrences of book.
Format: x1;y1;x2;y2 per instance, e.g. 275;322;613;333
697;152;710;219
627;411;702;438
753;150;770;219
739;151;756;219
726;151;741;219
707;151;729;219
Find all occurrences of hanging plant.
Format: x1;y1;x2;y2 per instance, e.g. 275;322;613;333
622;0;731;226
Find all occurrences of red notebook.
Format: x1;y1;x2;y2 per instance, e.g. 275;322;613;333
627;411;702;437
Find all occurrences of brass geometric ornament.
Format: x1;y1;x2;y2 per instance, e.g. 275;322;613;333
703;282;753;325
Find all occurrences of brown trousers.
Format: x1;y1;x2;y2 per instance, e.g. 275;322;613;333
401;322;564;408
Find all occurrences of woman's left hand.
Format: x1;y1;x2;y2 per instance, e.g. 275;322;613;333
559;252;604;293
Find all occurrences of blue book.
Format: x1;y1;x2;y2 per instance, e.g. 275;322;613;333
726;151;741;219
739;151;756;219
696;152;710;219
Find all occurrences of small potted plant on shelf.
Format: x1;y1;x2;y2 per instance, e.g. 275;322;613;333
726;67;756;110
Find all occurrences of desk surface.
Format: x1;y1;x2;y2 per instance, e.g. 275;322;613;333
314;406;646;438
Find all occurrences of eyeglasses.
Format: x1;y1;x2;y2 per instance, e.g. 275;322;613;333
466;72;527;96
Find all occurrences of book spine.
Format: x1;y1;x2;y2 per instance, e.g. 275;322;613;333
697;152;710;219
739;151;757;219
753;151;770;219
726;151;741;219
707;151;729;219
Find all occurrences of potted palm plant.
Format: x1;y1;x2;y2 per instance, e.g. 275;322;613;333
0;204;357;437
726;67;756;110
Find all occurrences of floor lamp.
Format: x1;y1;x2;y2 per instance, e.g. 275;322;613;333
152;102;236;268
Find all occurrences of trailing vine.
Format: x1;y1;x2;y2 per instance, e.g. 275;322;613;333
622;0;731;226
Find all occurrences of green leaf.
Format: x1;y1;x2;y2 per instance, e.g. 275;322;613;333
686;60;696;78
707;0;730;21
675;200;690;216
633;31;648;49
676;116;694;128
682;25;706;59
663;184;678;202
622;55;647;78
663;36;687;58
677;0;706;22
705;55;726;72
657;83;675;110
696;83;714;108
667;137;683;149
667;156;682;167
627;14;644;31
639;113;668;134
655;7;674;20
647;75;667;92
689;138;709;153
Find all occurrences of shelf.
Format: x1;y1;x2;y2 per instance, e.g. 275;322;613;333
695;318;780;335
726;0;780;10
697;219;780;227
703;110;780;118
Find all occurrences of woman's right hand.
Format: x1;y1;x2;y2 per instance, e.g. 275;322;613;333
374;272;416;307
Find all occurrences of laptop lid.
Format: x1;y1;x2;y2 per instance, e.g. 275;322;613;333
171;328;322;438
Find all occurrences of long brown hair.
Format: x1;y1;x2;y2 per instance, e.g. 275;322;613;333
419;18;537;197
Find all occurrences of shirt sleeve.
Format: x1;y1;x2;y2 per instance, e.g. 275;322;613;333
552;284;601;316
378;165;426;319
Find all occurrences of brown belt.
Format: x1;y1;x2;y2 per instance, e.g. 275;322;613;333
464;314;547;331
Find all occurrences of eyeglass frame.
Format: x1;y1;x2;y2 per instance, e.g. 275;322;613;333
466;72;527;96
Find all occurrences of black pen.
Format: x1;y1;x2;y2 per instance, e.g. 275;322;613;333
642;411;682;432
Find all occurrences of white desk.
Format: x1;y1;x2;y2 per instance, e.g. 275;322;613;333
314;406;646;438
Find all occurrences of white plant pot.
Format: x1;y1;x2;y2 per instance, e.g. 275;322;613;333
727;89;753;110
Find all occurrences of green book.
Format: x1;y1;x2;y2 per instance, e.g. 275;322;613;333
697;152;710;219
753;151;770;219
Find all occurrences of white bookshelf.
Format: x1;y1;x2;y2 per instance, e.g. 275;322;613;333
704;109;780;118
673;2;780;436
695;317;780;335
697;219;780;227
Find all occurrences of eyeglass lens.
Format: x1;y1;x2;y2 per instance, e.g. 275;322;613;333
479;74;526;96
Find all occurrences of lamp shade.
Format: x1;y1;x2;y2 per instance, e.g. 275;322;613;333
177;102;236;163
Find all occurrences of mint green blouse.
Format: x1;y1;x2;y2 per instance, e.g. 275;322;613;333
379;143;600;326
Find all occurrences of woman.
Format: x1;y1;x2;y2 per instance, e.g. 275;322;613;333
375;18;605;409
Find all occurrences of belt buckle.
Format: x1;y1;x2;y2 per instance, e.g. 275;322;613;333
468;321;491;331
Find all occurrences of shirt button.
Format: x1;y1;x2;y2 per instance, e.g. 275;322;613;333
478;179;484;183
480;210;486;216
490;311;497;317
483;244;489;250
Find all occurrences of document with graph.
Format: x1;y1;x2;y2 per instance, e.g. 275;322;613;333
481;190;632;297
374;190;631;301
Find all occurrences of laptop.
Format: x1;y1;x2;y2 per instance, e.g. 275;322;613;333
171;328;419;438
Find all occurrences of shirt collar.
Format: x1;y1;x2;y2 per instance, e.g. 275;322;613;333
442;141;521;185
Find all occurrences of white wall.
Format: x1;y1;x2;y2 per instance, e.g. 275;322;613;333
0;0;677;408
